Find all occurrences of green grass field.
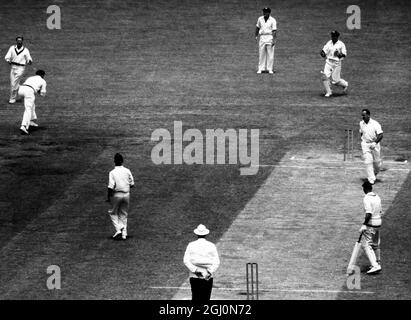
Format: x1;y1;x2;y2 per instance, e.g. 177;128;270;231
0;0;410;300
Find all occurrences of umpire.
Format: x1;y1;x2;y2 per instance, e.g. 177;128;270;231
183;224;220;301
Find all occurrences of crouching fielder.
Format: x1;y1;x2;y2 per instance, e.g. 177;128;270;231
18;70;46;135
320;30;348;97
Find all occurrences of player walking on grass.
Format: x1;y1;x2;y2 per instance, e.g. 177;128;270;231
184;224;220;301
359;109;383;185
18;70;46;135
320;31;348;97
359;181;382;274
107;153;134;240
4;36;33;104
255;7;277;74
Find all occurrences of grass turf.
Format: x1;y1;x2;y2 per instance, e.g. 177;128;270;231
0;0;410;299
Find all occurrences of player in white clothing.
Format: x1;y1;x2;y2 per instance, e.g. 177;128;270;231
4;37;33;103
184;224;220;301
320;31;348;97
359;109;383;184
255;7;277;74
17;70;47;135
107;153;134;240
359;181;383;274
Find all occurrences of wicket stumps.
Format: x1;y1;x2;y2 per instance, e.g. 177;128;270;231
246;262;259;300
344;129;354;161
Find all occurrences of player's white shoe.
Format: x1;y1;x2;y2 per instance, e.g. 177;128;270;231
29;121;39;127
9;99;16;104
257;70;263;74
20;126;29;135
367;265;381;274
268;70;274;74
324;92;332;97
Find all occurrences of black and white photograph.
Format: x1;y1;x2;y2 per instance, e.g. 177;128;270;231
0;0;410;309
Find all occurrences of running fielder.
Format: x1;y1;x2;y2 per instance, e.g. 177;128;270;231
4;36;33;104
320;31;348;97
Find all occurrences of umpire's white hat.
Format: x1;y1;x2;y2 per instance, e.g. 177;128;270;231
194;224;210;236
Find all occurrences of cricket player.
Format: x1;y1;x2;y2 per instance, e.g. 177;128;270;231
107;153;134;240
183;224;220;301
359;109;383;185
4;36;33;104
359;181;382;274
320;31;348;97
17;70;46;135
255;7;277;74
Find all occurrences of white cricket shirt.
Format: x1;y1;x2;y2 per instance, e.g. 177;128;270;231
322;40;347;62
363;192;382;226
4;45;32;66
23;75;47;96
108;166;134;193
359;119;383;143
184;238;220;277
256;16;277;42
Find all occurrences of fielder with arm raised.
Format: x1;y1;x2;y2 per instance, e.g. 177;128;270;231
320;30;348;97
255;7;277;74
4;36;33;104
17;70;46;135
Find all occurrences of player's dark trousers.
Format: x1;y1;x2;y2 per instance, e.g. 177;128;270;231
189;277;213;301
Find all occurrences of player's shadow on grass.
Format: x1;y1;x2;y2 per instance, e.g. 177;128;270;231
18;126;47;135
317;92;347;98
107;236;134;241
28;126;47;133
360;177;383;184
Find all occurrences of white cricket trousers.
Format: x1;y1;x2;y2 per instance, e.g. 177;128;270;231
10;65;26;101
361;142;382;184
323;60;348;88
258;40;275;72
17;85;37;128
108;192;130;235
361;226;381;267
